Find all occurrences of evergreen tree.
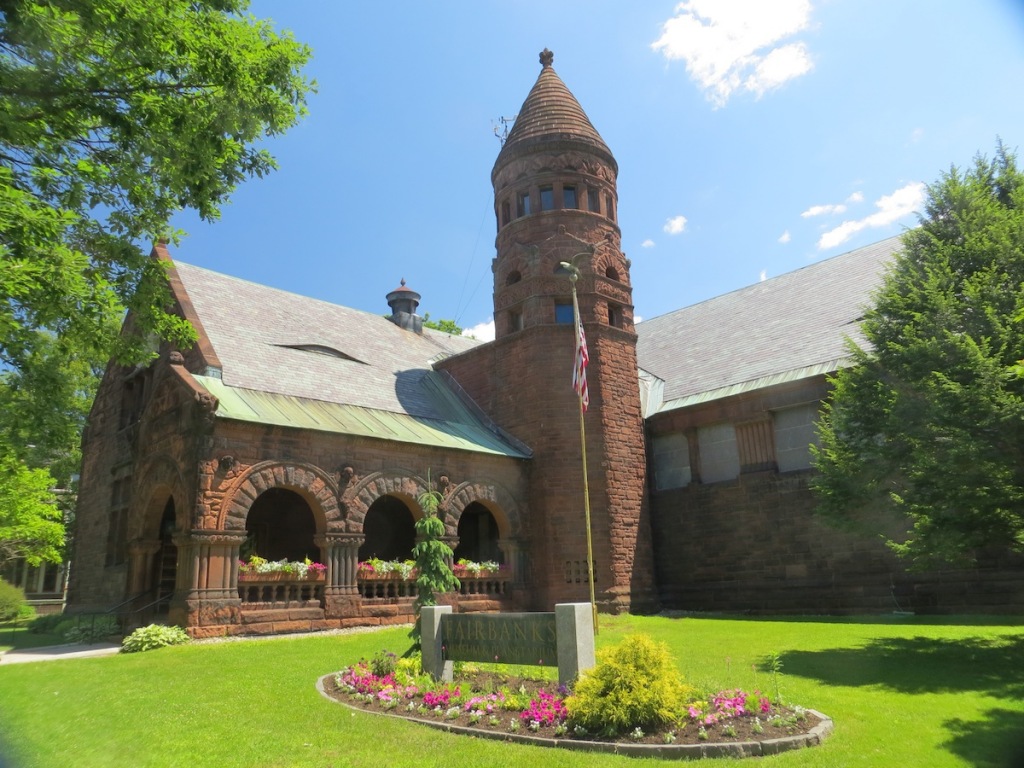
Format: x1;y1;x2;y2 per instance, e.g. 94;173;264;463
812;143;1024;566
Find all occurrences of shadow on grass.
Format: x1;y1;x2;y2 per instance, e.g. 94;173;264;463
943;708;1024;768
776;634;1024;697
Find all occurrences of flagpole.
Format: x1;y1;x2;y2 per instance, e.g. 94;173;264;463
568;268;598;635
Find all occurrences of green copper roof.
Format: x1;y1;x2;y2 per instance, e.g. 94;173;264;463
193;374;530;459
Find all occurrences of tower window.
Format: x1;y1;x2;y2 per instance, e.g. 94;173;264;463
554;302;574;324
563;185;577;209
605;266;620;281
509;309;523;332
588;187;600;213
517;191;531;217
605;193;615;221
539;186;554;211
501;200;511;227
608;303;623;328
506;270;522;286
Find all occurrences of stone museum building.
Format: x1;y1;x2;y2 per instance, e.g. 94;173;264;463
67;51;1024;636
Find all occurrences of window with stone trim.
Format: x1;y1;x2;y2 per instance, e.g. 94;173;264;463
501;200;511;227
539;185;554;211
607;302;623;328
652;433;691;490
698;423;740;483
587;186;600;213
563;185;578;208
105;474;131;567
508;308;523;332
773;403;821;472
517;191;531;217
554;302;574;324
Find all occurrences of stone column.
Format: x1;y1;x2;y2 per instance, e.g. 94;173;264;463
126;538;161;598
497;537;524;584
315;533;364;597
170;529;247;632
318;532;364;619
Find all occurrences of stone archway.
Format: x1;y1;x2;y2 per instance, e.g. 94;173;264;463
244;487;320;563
357;495;417;562
219;461;340;534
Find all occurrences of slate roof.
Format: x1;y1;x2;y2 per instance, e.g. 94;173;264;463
171;262;528;456
494;50;613;173
635;235;905;414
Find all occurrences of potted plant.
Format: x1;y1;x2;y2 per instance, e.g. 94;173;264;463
238;556;327;581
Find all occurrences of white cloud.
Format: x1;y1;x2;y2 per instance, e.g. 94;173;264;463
641;238;656;248
801;203;846;218
634;315;644;324
909;128;924;143
651;0;815;108
846;191;864;204
759;269;767;282
664;215;688;235
462;318;495;342
778;230;791;244
817;182;926;250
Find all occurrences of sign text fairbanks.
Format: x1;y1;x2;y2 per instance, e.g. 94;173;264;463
440;612;557;667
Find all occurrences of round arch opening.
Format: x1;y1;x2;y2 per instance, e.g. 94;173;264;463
244;488;319;562
358;495;416;562
453;502;503;564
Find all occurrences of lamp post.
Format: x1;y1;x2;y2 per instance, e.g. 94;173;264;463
560;255;598;634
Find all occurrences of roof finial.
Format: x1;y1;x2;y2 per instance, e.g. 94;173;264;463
539;48;554;68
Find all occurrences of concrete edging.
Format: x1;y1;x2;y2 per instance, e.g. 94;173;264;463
316;673;833;760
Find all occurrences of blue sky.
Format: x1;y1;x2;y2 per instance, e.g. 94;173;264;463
172;1;1024;340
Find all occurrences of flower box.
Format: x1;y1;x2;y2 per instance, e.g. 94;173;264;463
238;571;325;582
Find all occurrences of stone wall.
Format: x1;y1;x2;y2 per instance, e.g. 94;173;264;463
651;469;1024;614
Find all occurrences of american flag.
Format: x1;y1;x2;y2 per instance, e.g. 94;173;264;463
573;318;590;411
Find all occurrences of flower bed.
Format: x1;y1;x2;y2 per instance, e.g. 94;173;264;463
320;650;826;751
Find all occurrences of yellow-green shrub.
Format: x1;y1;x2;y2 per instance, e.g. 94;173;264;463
565;634;693;736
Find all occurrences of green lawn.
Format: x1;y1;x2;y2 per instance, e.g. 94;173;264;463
0;614;1022;767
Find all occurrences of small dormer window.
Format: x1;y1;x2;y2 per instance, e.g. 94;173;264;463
539;186;554;211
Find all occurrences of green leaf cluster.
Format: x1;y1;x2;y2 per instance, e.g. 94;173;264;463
0;452;63;568
812;142;1024;565
0;578;27;621
565;634;693;737
121;623;191;653
0;0;313;374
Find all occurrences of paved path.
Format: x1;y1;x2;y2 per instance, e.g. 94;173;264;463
0;642;121;664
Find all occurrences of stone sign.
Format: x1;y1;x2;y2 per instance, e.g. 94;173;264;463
440;612;557;666
421;603;595;687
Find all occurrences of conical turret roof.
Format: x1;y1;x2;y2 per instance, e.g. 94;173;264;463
493;49;615;175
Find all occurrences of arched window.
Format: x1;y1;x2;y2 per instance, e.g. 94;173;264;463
358;495;416;562
605;265;619;281
453;503;502;564
245;488;318;562
506;270;522;285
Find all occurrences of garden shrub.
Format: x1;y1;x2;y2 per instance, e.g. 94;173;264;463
565;633;694;737
0;579;27;621
121;624;191;653
28;613;65;634
61;615;120;643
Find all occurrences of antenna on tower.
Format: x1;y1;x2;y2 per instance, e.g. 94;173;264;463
492;115;516;146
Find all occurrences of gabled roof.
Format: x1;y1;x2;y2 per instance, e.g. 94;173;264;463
171;261;527;458
636;235;904;414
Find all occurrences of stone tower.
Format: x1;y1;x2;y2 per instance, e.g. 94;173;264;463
488;50;657;612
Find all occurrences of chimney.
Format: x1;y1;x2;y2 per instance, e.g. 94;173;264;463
386;279;423;333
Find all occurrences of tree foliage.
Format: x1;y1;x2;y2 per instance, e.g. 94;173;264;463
422;315;463;336
812;143;1024;566
0;0;313;374
0;452;63;567
408;475;459;649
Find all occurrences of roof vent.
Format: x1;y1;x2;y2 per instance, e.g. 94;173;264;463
386;279;423;333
